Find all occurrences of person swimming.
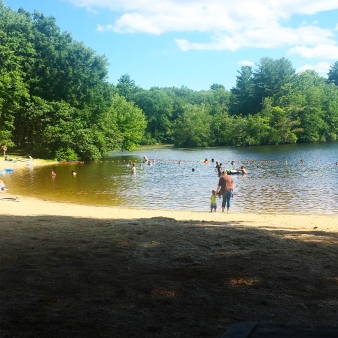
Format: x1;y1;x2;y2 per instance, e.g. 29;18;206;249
71;170;77;176
239;166;248;174
51;170;56;177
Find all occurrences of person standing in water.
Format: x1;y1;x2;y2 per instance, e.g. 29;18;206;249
216;170;234;213
131;163;137;174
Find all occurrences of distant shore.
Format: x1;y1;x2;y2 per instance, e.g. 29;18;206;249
0;156;57;171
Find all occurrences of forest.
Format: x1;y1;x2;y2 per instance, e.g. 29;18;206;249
1;1;338;160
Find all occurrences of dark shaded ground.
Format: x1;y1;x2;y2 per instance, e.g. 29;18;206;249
0;215;338;337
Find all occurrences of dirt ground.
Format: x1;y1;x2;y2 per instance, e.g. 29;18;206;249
1;207;338;338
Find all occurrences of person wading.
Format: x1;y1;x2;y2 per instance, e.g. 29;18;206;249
216;170;234;213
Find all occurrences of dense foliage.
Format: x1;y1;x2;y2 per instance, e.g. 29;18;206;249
1;2;338;157
0;1;146;160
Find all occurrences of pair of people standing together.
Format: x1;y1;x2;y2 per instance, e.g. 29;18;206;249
211;171;234;213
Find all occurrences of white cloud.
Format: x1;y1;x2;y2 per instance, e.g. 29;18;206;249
296;62;331;74
176;25;335;51
237;60;255;66
289;45;338;59
67;0;338;53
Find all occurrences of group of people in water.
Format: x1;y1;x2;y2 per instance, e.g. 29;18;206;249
50;169;77;178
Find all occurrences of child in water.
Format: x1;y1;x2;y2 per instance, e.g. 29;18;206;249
210;190;217;212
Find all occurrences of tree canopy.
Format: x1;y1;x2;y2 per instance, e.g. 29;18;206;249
1;1;338;157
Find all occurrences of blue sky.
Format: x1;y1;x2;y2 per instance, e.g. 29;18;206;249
5;0;338;91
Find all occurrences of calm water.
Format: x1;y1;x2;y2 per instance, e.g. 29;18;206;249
2;143;338;214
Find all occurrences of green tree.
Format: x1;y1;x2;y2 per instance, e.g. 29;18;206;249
328;61;338;85
173;104;211;147
134;89;173;143
229;66;254;116
251;57;296;113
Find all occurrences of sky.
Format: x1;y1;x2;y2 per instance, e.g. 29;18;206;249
4;0;338;91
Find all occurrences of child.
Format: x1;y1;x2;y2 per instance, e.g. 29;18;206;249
210;190;217;212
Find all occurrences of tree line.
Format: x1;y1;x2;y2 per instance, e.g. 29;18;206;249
1;1;338;160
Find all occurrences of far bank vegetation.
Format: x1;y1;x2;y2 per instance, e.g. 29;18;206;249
1;1;338;160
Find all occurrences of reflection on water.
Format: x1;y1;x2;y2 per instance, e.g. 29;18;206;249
2;142;338;214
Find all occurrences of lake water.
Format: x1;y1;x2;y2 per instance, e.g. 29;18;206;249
2;142;338;214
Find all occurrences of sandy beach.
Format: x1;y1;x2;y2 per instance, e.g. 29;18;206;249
1;191;338;337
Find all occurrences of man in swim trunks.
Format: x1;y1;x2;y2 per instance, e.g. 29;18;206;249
216;170;234;213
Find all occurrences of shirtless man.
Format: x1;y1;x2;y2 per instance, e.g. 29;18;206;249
216;170;234;213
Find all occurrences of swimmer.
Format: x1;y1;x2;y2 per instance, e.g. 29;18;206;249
51;170;56;177
131;163;137;174
71;170;77;176
192;168;195;172
239;166;248;174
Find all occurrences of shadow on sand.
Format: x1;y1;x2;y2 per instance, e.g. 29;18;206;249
1;215;338;337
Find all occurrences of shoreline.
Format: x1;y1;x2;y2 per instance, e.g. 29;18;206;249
1;194;337;230
0;157;57;171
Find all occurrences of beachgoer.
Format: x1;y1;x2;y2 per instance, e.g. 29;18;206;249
4;156;12;161
216;170;234;213
239;166;248;174
131;163;137;174
0;180;6;191
210;190;217;212
71;170;77;176
51;170;56;177
192;168;195;172
1;145;7;156
203;158;210;164
147;160;152;166
143;155;148;163
215;161;222;176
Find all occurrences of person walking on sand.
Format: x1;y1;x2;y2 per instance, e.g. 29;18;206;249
1;145;7;156
216;170;234;213
210;190;217;212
